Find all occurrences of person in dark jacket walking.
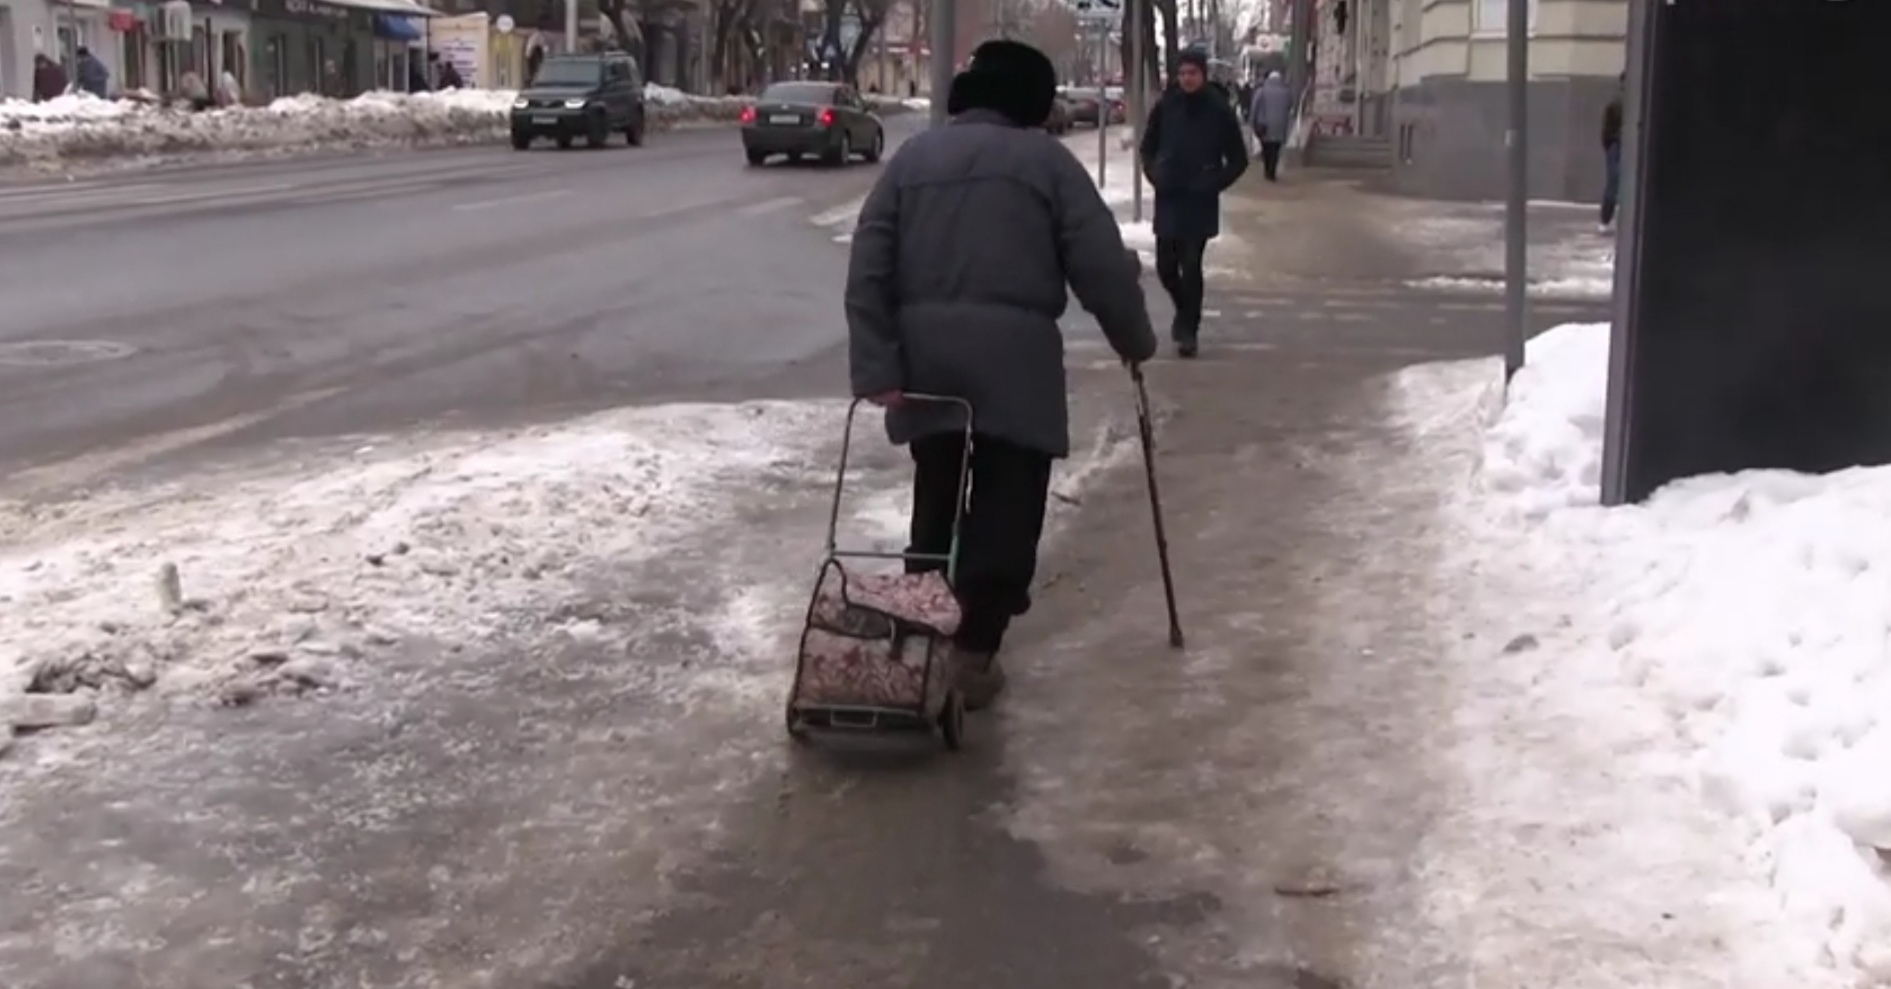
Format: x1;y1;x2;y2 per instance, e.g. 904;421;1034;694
846;38;1158;711
1139;48;1248;358
1600;73;1625;233
32;55;67;102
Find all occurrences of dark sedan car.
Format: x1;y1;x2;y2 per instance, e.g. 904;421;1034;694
509;52;647;149
739;81;885;166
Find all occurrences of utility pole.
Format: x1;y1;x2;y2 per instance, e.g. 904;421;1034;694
928;0;954;125
1502;0;1528;378
1130;0;1144;223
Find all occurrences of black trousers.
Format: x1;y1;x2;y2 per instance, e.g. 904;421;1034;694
1155;236;1208;340
1260;140;1284;181
907;432;1053;654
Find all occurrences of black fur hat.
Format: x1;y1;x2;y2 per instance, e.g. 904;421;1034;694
945;39;1057;128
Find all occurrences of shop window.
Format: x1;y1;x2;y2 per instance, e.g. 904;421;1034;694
220;30;244;87
121;28;148;90
156;42;180;94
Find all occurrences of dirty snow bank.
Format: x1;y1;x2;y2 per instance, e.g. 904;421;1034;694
0;88;917;169
0;401;847;734
1395;323;1882;988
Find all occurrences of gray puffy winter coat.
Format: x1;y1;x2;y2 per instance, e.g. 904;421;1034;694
845;108;1157;458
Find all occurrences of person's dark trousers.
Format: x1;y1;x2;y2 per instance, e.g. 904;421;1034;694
1260;140;1285;181
905;432;1053;654
1155;236;1208;345
1600;141;1623;227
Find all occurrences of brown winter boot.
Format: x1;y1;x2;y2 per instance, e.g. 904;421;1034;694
953;647;1007;712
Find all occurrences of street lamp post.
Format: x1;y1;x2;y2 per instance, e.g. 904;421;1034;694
1129;0;1144;223
1502;0;1528;378
928;0;953;126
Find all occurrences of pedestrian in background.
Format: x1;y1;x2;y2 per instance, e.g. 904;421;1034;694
1139;47;1248;358
1600;72;1625;233
1250;70;1292;182
32;54;66;102
846;39;1157;711
74;47;109;99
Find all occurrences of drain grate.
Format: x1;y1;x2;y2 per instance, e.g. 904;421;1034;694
0;340;138;366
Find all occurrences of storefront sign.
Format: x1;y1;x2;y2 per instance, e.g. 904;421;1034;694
282;0;351;19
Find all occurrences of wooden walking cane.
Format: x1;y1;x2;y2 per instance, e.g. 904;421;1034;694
1130;365;1185;649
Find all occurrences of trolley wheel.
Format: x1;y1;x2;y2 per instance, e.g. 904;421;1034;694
938;690;965;751
785;705;810;744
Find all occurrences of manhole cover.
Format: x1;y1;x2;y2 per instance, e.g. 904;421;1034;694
0;340;137;366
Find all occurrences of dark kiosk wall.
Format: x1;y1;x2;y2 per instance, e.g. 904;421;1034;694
1603;0;1891;504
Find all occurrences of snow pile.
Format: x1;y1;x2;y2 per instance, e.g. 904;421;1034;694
1;85;916;168
1419;322;1891;986
0;400;843;735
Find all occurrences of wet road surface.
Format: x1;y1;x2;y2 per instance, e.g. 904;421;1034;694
0;123;920;489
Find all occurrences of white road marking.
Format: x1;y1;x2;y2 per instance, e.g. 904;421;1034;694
809;197;865;228
451;188;572;211
736;195;804;217
127;183;296;206
0;181;135;202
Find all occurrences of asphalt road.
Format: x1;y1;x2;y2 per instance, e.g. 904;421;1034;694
0;122;917;489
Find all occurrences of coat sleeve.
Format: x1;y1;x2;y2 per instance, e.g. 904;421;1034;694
845;161;904;397
1049;146;1158;365
1210;103;1250;193
1138;101;1163;183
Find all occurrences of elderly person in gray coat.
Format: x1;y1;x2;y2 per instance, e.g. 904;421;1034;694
846;38;1158;712
1250;71;1294;182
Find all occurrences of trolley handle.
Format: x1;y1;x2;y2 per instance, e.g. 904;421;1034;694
825;393;974;584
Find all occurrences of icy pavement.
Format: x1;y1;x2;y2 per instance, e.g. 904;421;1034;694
0;402;837;726
1389;203;1616;300
1392;323;1889;987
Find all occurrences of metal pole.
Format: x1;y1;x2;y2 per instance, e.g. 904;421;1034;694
1501;0;1528;379
1096;25;1108;189
564;0;578;52
928;0;954;126
1129;0;1143;223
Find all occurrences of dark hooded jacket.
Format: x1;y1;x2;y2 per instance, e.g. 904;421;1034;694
845;39;1156;458
1139;63;1249;241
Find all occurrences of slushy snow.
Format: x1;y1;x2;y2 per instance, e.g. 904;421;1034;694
1396;212;1616;299
1399;322;1891;987
0;401;843;707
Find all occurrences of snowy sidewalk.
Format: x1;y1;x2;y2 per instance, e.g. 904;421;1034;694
1393;326;1891;987
991;322;1849;987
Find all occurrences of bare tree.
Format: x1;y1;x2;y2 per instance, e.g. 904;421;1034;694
1027;3;1078;71
709;0;765;89
1118;0;1174;93
818;0;891;85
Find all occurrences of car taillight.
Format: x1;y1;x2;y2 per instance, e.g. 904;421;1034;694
817;107;835;127
739;105;755;124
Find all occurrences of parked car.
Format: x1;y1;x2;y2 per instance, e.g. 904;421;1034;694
1060;86;1103;127
739;81;885;166
509;52;647;150
1046;95;1073;134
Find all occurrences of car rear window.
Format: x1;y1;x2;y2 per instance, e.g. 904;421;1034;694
762;82;836;105
534;59;602;86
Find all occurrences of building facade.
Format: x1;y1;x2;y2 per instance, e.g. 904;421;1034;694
2;0;128;99
1382;0;1627;201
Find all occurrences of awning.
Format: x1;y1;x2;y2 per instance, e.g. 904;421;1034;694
326;0;443;16
373;13;422;39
